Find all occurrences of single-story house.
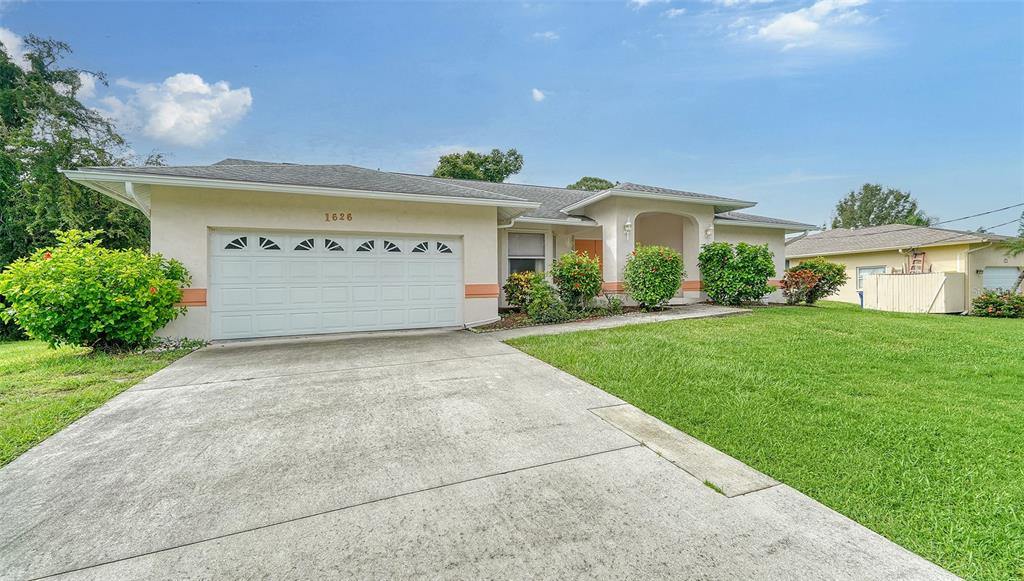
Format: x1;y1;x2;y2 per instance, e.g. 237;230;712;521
62;159;814;340
786;224;1022;306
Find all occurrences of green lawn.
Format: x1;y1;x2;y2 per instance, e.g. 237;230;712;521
0;341;192;467
509;302;1024;581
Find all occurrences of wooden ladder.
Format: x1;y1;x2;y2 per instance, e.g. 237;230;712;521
909;252;926;274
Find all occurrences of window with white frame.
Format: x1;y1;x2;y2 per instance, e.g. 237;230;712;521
507;232;545;274
856;266;886;289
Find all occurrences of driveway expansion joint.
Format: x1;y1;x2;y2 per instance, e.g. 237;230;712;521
130;351;521;392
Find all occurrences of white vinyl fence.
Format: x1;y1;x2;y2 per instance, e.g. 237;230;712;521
862;272;965;314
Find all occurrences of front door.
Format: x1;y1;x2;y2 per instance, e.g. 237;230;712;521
574;239;603;265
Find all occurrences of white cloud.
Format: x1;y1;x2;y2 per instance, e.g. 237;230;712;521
662;7;686;17
77;72;97;99
628;0;669;9
756;0;870;50
0;27;29;70
102;73;252;147
713;0;775;6
531;88;546;102
532;31;560;41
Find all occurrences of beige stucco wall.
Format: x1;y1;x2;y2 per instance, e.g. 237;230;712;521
585;197;715;290
789;242;1024;306
496;223;603;307
150;185;500;339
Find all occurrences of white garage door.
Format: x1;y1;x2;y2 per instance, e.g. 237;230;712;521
982;266;1020;291
209;231;463;339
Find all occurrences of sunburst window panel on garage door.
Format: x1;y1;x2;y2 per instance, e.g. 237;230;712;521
209;231;463;339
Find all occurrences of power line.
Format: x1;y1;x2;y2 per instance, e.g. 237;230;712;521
932;202;1024;226
805;201;1024;242
902;216;1022;248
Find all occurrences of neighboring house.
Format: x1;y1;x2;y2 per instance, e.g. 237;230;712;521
62;159;813;340
786;224;1022;307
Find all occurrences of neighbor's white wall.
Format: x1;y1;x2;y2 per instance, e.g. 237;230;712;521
785;243;1019;305
150;185;500;339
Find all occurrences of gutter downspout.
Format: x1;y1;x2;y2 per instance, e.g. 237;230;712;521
125;181;150;217
963;242;993;313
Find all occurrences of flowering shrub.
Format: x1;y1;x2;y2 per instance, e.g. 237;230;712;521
0;230;190;350
623;245;685;310
786;257;847;304
971;290;1024;318
550;251;603;310
503;271;543;312
781;269;821;305
697;242;775;306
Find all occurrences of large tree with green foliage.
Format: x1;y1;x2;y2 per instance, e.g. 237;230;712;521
566;176;615;191
431;148;523;182
831;184;932;229
1;35;151;337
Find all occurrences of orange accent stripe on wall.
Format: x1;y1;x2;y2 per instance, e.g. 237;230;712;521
680;280;703;291
601;282;625;292
176;288;207;307
465;284;500;299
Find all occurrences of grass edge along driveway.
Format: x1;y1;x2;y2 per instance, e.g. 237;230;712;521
0;341;192;468
509;302;1024;581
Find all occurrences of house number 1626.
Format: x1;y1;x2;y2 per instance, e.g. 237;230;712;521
325;212;353;222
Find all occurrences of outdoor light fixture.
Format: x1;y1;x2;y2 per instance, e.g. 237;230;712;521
705;226;714;240
623;220;633;239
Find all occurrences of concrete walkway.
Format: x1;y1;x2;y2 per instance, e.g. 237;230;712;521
0;329;956;580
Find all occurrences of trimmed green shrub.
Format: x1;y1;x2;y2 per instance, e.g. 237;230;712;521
550;251;603;310
623;245;685;310
526;278;571;323
697;242;775;306
503;271;543;312
787;257;848;304
781;269;821;305
971;290;1024;318
0;230;191;350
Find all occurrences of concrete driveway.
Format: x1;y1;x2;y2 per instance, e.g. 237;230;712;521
0;330;955;580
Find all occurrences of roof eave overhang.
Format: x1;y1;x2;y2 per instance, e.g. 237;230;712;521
560;189;756;214
59;169;541;212
714;218;816;234
786;238;985;259
514;216;597;226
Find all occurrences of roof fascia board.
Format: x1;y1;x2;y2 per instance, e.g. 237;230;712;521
515;216;596;226
714;218;815;231
560;189;756;213
787;239;984;259
60;169;540;210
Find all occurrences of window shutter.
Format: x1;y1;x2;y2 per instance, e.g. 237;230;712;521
508;233;545;257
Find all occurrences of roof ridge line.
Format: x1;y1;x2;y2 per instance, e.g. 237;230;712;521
390;171;531;203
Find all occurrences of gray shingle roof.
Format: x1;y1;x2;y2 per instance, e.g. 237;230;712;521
76;159;785;223
714;211;817;230
407;176;593;221
616;182;755;206
79;162;532;204
785;224;1008;257
211;158;294;166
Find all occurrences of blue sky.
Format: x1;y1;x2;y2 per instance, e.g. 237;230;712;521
3;0;1022;232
